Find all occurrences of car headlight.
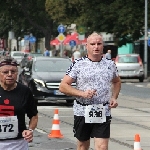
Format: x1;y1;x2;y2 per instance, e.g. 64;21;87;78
34;79;45;87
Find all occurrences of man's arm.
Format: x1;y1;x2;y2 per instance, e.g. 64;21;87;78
59;75;97;99
108;76;121;108
22;114;38;142
28;114;38;130
111;76;121;99
59;75;83;97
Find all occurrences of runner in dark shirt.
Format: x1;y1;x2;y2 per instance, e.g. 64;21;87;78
0;56;38;150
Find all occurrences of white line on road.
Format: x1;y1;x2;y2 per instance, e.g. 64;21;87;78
135;85;144;87
35;128;47;134
37;106;73;110
125;83;133;85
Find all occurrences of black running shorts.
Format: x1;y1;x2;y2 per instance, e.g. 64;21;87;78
73;115;111;141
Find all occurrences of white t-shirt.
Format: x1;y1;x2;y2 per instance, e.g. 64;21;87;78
66;56;119;116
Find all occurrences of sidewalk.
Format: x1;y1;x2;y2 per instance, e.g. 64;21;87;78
146;77;150;87
147;76;150;81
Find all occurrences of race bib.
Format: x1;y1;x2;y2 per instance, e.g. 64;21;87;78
0;116;18;139
85;104;106;123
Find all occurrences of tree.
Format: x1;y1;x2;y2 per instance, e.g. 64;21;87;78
84;0;146;46
0;0;57;50
46;0;150;46
0;0;150;48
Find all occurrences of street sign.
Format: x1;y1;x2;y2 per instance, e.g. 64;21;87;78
78;34;85;40
148;38;150;46
57;33;65;42
57;25;65;33
69;40;76;47
77;26;85;35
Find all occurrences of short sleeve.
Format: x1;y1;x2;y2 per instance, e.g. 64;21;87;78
26;89;38;119
66;61;79;80
112;62;119;79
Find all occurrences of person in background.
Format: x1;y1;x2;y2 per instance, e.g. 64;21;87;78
13;46;17;51
0;56;38;150
63;50;69;58
43;48;50;56
2;48;5;56
105;49;111;60
59;32;121;150
5;47;10;56
72;48;81;61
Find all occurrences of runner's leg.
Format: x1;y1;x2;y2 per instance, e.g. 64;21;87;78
94;138;109;150
77;139;90;150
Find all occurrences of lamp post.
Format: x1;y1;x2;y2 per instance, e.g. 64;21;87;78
144;0;148;78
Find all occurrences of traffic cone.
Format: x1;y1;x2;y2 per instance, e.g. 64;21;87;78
134;134;142;150
48;109;63;138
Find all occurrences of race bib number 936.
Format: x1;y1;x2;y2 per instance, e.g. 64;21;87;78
85;104;106;123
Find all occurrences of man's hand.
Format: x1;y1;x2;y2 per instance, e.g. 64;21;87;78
109;97;118;108
82;89;97;99
22;130;33;142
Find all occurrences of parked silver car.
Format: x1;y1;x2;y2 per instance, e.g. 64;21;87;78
115;54;144;82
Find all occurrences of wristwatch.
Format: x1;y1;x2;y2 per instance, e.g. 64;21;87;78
28;128;34;132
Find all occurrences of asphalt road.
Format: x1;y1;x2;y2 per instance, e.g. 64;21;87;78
24;80;150;150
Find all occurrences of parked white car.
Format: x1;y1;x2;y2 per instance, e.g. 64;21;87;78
115;54;144;82
10;51;26;64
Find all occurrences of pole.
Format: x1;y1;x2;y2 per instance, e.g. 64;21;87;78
60;42;63;57
144;0;148;78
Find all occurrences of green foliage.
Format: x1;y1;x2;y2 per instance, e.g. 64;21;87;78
45;0;85;25
0;0;150;47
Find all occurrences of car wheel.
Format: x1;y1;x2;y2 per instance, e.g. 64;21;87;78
66;100;74;104
139;77;144;82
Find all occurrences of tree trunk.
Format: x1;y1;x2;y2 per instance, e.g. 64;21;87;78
44;30;52;52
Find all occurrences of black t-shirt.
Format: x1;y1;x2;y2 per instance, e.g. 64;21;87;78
0;82;38;140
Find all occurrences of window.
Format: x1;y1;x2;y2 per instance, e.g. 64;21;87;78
118;56;138;63
33;60;71;72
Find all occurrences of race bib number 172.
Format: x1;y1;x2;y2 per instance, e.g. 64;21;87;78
0;116;18;139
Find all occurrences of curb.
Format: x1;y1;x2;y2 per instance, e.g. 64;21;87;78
147;83;150;87
146;77;150;82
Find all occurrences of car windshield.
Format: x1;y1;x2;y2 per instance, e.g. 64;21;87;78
118;56;138;63
31;53;43;57
33;59;71;72
12;53;24;56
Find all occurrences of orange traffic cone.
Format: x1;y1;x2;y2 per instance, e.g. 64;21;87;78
134;134;142;150
48;109;63;138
